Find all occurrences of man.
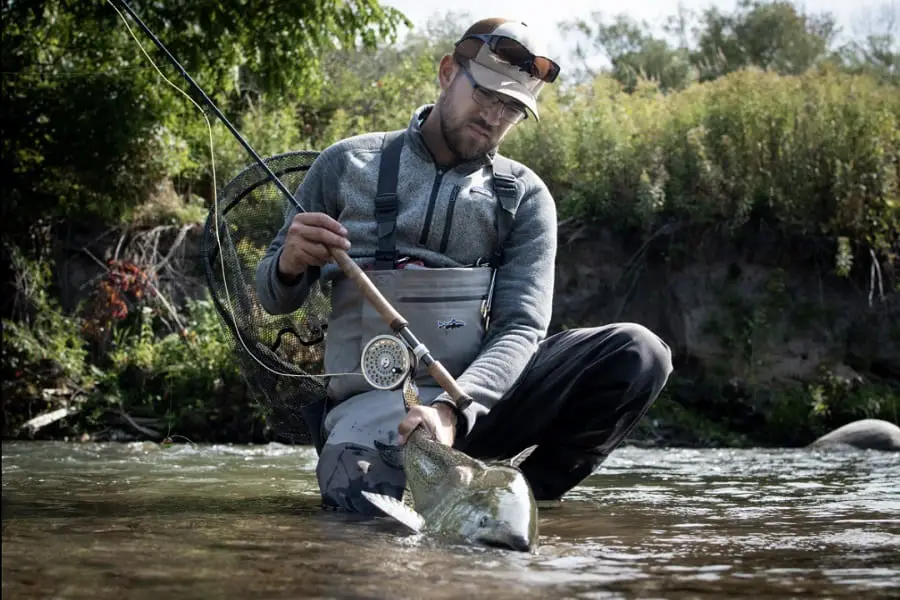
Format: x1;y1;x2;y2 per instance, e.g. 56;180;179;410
256;18;672;513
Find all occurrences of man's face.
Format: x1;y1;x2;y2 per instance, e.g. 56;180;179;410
436;63;522;161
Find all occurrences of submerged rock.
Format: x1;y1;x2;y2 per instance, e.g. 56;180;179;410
809;419;900;451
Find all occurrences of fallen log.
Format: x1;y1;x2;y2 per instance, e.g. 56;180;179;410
18;405;81;435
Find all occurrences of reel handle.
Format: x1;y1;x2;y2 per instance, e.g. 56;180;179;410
331;248;473;411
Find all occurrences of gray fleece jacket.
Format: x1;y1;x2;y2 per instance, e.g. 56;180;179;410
255;105;558;436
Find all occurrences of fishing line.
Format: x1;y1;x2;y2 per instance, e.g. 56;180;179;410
106;0;363;381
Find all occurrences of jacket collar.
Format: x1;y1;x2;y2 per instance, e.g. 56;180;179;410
404;104;496;174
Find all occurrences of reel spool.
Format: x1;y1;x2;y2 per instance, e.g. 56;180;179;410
361;334;413;390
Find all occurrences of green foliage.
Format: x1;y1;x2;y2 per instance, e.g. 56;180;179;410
760;368;900;446
502;67;900;270
3;246;88;379
701;268;790;384
561;12;697;92
637;369;900;448
0;0;409;240
1;1;171;235
834;3;899;85
193;97;317;193
2;246;100;435
561;0;841;91
2;249;261;442
97;299;258;442
174;14;446;192
692;0;839;80
636;394;753;448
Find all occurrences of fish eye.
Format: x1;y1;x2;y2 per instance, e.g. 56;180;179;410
478;515;490;528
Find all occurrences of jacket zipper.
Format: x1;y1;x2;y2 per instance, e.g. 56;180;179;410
438;185;461;254
398;293;488;303
418;168;446;246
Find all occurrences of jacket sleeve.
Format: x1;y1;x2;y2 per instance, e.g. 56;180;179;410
254;147;339;315
431;176;558;437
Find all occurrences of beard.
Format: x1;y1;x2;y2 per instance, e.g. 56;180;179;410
437;96;499;162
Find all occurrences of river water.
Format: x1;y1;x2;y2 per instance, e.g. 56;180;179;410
2;441;898;599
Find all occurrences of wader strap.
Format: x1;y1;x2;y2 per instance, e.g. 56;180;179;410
373;131;404;270
372;132;522;270
490;155;521;268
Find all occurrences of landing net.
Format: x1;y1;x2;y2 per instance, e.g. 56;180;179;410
201;151;331;445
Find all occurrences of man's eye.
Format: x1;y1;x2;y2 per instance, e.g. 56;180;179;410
475;88;500;104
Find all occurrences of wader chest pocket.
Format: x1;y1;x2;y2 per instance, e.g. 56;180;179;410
361;267;491;387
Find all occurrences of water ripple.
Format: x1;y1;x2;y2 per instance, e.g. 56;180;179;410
2;442;898;599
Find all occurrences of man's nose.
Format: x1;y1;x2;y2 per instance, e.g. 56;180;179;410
480;104;503;127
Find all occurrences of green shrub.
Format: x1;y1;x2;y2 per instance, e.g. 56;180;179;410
2;246;98;434
2;248;261;442
503;69;900;269
758;368;900;446
101;299;259;442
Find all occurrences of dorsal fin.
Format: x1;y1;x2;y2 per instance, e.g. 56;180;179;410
509;445;538;469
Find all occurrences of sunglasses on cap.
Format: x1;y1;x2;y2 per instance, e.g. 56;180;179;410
456;33;560;83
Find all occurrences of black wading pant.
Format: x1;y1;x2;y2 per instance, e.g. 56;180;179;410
456;322;673;501
315;322;672;511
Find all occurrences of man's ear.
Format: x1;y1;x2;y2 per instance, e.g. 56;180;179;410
437;54;458;90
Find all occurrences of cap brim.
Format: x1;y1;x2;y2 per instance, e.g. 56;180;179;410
467;57;542;120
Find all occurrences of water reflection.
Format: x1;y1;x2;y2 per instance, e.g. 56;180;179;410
3;442;898;599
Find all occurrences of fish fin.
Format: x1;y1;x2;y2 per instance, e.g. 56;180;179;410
450;465;474;487
508;445;538;469
362;491;425;533
373;440;404;469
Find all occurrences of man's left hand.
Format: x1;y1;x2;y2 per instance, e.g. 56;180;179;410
398;403;457;446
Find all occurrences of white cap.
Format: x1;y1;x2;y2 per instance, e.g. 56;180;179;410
457;21;554;119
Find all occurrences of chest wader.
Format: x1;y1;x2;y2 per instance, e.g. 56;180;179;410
314;132;524;514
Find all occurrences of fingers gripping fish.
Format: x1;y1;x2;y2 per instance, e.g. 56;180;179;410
361;376;540;552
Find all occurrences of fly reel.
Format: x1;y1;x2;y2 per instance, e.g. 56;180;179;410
361;334;413;390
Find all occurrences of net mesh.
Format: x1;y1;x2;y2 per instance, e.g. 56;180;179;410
200;150;332;445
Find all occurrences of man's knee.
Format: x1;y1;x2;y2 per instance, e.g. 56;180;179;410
316;442;405;515
613;322;673;385
572;322;672;388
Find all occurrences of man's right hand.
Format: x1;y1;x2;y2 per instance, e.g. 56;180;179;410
277;212;351;284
